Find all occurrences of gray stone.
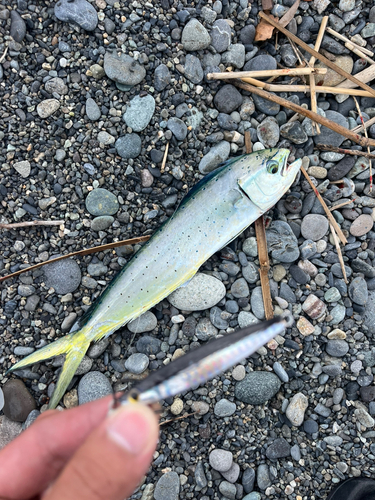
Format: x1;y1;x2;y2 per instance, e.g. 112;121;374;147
250;286;265;320
37;99;60;118
154;471;180;500
242;262;259;284
168;272;226;311
10;10;26;42
0;417;22;450
209;449;233;472
211;19;231;52
327;156;356;181
2;379;36;422
45;77;68;95
349;276;368;305
14;346;35;356
184;54;203;84
86;98;101;121
266;438;291;460
219;481;236;500
238;311;259;328
195;461;207;489
128;311;157;333
104;51;146;86
86;188;119;216
361;23;375;38
198;141;230;174
167;117;187;141
329;304;346;324
23;409;40;430
221;44;245;69
235;372;281;405
326;339;349;357
257;464;271;490
87;262;107;277
301;214;329;241
181;19;211;51
214;398;236;417
44;258;81;294
257;117;280;148
231;278;249;298
123;94;155;132
286;393;308;426
87;338;109;358
253;93;280;116
266;221;300;263
125;353;149;374
314;111;348;147
115;134;142;159
280;121;308;144
210;306;229;330
154;64;171;91
13;160;30;178
136;336;161;355
273;361;289;383
244;55;277;73
91;216;114;231
54;0;98;31
195;317;218;341
78;371;113;404
214;85;243;114
242;468;256;493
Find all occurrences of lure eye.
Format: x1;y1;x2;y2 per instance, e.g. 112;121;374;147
267;161;279;175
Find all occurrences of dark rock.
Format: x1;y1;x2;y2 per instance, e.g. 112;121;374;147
3;379;36;422
54;0;98;31
266;438;291;460
10;10;26;42
214;85;243;114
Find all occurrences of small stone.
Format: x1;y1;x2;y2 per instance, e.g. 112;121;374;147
154;64;171;91
104;51;146;86
198;141;230;174
3;379;36;422
231;278;249;298
181;19;211;51
168;273;226;311
328;156;356;181
37;99;60;118
244;55;277;74
154;472;180;500
361;24;375;39
86;188;119;216
91;216;114;231
354;407;374;428
250;286;265;319
184;54;203;84
195;461;207;489
328;328;346;340
350;214;373;236
242;468;256;494
115;134;142;159
316;56;353;87
125;353;149;374
238;311;258;328
167;117;187;141
211;19;231;53
78;371;112;404
221;44;246;69
209;449;233;472
214;85;243;114
286;393;308;426
301;214;329;241
314;111;348;147
302;294;326;319
280;122;308;144
253;93;280;116
214;398;236;417
170;398;184;415
257;464;271;490
235;372;281;405
326;339;349;357
54;0;98;30
349;276;368;306
85;97;101;121
266;438;291;460
219;481;236;500
232;365;246;381
0;417;22;450
44;258;81;294
325;287;341;302
266;221;300;263
221;462;240;483
10;10;26;43
90;64;105;79
257;117;280;148
13;160;30;178
128;311;157;333
87;262;107;277
123;94;155;132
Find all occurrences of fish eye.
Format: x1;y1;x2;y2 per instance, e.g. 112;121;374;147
267;161;279;174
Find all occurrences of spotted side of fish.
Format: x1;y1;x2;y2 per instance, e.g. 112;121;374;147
8;149;301;408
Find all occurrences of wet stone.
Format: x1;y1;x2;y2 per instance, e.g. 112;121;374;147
136;336;161;355
104;52;146;86
235;372;281;405
86;188;119;216
54;0;98;31
244;55;277;73
123;94;155;132
44;258;81;294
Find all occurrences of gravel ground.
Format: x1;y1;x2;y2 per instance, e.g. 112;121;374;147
2;0;375;498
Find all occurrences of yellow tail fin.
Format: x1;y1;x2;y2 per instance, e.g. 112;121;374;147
8;330;90;409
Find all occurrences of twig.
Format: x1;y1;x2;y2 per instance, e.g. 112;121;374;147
160;411;195;426
258;12;375;98
160;142;169;173
345;42;375;66
233;79;375;149
0;220;64;230
300;166;348;245
337;64;375;90
330;224;348;284
353;96;372;191
309;16;328;134
326;27;374;57
0;46;8;64
330;199;355;211
244;131;273;321
315;145;375;159
352;116;375;134
0;235;151;283
207;67;327;80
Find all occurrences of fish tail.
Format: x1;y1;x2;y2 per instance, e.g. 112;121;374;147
8;330;91;409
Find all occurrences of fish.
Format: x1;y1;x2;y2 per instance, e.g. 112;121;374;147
8;148;301;408
116;314;293;408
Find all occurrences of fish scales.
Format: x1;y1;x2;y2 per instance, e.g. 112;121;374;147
8;149;301;408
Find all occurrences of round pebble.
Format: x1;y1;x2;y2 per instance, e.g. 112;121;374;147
85;188;119;216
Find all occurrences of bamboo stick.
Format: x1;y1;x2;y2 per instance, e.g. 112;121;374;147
330;199;355;211
0;235;151;283
206;67;327;81
353;96;372;191
244;131;273;321
330;224;348;284
233;79;375;148
160;141;169;173
240;79;375;97
309;16;328;134
0;220;64;230
258;12;375;98
315;145;375;159
300;166;348;245
352;116;375;134
346;42;375;66
337;61;375;89
326;27;374;57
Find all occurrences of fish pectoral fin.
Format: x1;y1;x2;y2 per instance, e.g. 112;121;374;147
8;329;91;409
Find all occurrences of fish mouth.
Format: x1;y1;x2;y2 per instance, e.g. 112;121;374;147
282;157;302;177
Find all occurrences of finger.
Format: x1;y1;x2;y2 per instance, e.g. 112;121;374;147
0;395;113;499
44;403;159;500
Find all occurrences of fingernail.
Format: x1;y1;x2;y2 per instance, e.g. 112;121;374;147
107;404;156;455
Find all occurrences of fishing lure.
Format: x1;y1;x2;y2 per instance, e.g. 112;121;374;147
115;313;293;408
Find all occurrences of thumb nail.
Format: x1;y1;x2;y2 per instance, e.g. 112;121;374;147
106;404;157;456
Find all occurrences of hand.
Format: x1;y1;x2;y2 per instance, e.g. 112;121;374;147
0;395;159;500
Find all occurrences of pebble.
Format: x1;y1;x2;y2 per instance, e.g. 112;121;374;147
115;134;142;159
154;471;180;500
314;111;348;147
181;19;211;51
214;399;236;417
354;407;374;428
85;98;101;121
238;311;258;328
170;398;184;415
10;10;26;43
125;353;149;374
302;294;326;319
326;339;349;357
154;64;171;91
44;258;82;294
211;19;231;53
231;278;249;298
0;417;22;450
91;216;114;231
128;311;157;333
184;54;203;84
280;122;308;144
214;85;243;114
198;141;230;174
244;55;277;73
350;214;373;236
13;160;30;178
273;362;289;383
257;464;271;490
250;286;265;319
221;44;246;69
2;379;36;422
123;95;155;132
78;371;112;404
219;481;236;499
253;93;280;116
37;99;60;118
167;117;188;141
266;437;291;460
195;317;218;341
221;462;240;483
286;393;308;426
266;221;300;263
55;0;98;30
86;188;119;216
104;52;146;86
301;214;329;241
235;372;281;405
209;449;233;472
317;56;353;87
349;276;368;305
242;468;256;493
243;493;261;500
168;273;226;311
257;117;280;148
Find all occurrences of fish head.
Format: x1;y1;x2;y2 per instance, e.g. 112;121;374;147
237;148;302;212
